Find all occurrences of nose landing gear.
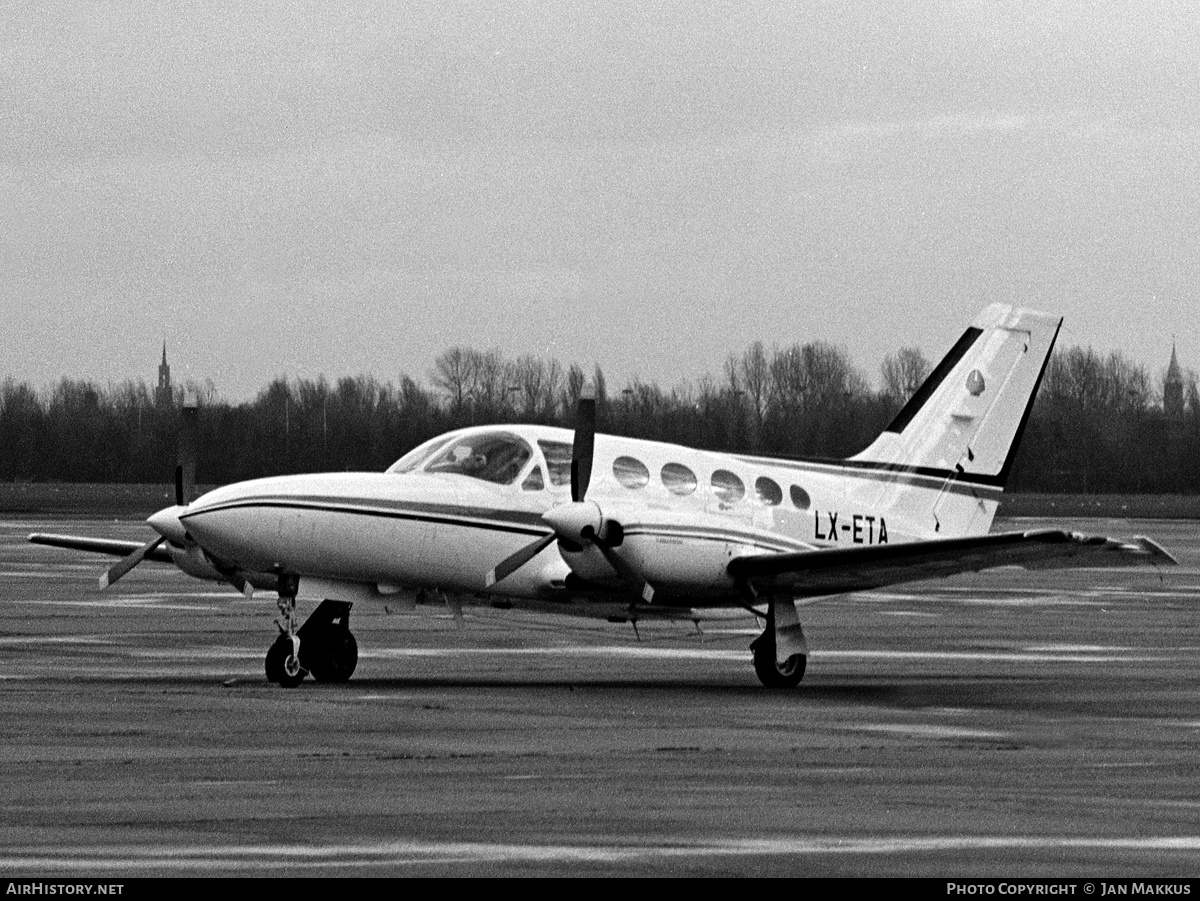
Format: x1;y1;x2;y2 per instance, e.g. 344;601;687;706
263;573;358;687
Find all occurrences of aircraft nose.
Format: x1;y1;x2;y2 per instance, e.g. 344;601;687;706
147;505;189;545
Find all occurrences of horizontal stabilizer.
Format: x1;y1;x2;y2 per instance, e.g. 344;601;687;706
727;529;1177;599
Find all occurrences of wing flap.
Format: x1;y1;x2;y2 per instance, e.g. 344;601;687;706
28;533;175;564
726;529;1177;599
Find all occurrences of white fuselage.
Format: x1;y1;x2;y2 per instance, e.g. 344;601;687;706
179;424;1001;607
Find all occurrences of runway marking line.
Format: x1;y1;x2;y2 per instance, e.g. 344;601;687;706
0;643;1167;667
851;724;1011;740
366;646;1172;664
878;611;942;617
16;599;225;611
4;835;1200;870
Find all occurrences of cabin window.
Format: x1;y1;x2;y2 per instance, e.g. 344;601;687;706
755;476;783;506
790;485;811;510
522;466;545;491
537;440;573;487
661;462;698;496
423;432;533;485
710;469;745;504
613;456;651;490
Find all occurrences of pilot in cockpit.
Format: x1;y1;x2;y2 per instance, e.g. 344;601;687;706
424;432;533;485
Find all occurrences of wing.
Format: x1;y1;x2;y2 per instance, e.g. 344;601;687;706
28;533;175;564
726;529;1177;599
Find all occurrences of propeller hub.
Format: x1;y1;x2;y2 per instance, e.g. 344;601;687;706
147;505;189;546
542;501;603;546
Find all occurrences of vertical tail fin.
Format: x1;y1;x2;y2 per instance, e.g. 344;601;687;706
851;304;1061;535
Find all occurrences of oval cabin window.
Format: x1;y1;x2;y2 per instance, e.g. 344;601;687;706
613;456;651;489
710;469;745;504
661;462;698;496
755;476;783;506
790;485;812;510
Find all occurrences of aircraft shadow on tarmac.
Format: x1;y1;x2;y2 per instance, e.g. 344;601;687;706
108;670;1088;712
301;673;1083;710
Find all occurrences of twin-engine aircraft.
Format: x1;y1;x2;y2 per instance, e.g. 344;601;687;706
30;304;1175;687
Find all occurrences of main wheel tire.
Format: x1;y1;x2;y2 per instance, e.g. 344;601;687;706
265;636;306;688
307;631;358;683
752;637;807;688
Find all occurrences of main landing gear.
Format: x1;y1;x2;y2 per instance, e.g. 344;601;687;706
264;575;359;688
749;597;809;689
750;633;807;688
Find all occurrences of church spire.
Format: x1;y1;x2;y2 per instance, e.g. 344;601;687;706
156;341;173;408
1164;337;1184;418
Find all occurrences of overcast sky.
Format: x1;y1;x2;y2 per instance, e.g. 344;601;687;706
4;1;1198;401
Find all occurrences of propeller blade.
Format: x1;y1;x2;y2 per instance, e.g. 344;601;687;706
522;383;653;601
226;571;252;598
484;533;556;589
98;536;166;590
571;386;596;502
177;397;198;505
203;550;253;597
593;540;656;604
98;396;198;590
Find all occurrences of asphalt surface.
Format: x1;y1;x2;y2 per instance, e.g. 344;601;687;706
1;514;1198;877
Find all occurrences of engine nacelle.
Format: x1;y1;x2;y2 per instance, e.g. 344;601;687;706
543;501;604;545
168;543;223;581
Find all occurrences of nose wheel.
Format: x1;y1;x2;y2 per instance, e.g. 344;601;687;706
265;576;307;687
265;631;306;688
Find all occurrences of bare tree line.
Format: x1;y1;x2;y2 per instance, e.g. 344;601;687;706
2;342;1197;492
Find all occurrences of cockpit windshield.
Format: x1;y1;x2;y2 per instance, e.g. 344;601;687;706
422;431;533;485
386;435;457;474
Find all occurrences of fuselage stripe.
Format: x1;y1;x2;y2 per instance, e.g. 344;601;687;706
729;454;1007;494
182;498;814;553
183;499;548;538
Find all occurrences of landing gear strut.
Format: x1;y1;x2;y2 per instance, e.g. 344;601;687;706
749;597;808;688
263;574;358;687
265;574;305;687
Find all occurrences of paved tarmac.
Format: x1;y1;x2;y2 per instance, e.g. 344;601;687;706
1;514;1198;876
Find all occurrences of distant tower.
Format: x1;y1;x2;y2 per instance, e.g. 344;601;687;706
155;341;173;408
1164;339;1184;418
